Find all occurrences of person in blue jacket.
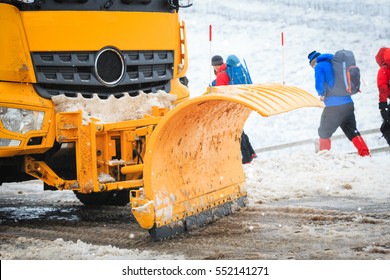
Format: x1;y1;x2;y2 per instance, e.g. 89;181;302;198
308;50;370;156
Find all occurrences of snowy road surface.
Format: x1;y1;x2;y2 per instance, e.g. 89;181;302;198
1;152;390;260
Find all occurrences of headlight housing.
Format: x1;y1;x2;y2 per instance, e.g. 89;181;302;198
0;107;44;134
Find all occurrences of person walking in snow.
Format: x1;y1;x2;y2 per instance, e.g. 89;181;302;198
211;54;257;164
308;50;370;157
211;55;229;86
375;47;390;146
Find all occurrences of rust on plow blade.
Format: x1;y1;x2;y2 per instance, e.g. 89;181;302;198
130;84;323;240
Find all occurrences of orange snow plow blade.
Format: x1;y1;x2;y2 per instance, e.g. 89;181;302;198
130;84;323;240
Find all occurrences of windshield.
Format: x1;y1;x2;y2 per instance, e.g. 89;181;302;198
0;0;173;12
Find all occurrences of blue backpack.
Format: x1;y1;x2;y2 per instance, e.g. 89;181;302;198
226;55;252;85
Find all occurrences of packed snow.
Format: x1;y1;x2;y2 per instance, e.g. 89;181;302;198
1;0;390;261
52;91;176;124
1;236;185;260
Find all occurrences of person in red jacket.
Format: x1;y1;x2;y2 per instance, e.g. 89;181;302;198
211;55;257;164
211;55;229;86
375;47;390;145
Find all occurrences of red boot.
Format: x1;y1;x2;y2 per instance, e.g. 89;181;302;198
319;138;331;151
352;136;370;157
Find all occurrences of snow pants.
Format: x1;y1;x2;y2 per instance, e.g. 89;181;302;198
380;121;390;146
318;102;361;141
241;131;255;164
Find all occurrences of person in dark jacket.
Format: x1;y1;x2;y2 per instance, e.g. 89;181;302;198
308;50;370;156
211;55;257;164
375;47;390;146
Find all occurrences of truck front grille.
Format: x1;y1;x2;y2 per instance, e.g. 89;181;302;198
31;50;173;99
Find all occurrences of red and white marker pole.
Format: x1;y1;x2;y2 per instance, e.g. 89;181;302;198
209;24;213;91
281;31;285;85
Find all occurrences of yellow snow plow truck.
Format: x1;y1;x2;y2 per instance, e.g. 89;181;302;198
0;0;322;240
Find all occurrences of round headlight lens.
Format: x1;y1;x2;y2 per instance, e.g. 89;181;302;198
2;110;23;132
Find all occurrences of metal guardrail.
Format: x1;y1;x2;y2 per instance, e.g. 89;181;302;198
254;128;390;155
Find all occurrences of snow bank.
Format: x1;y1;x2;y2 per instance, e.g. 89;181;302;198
0;237;185;260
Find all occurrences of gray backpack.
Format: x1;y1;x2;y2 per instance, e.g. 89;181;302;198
329;49;361;96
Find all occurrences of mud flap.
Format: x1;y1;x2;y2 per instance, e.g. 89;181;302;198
131;84;323;240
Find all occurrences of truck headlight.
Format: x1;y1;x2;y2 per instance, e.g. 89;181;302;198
0;107;44;134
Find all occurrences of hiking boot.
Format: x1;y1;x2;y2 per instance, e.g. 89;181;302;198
352;136;370;157
319;138;331;151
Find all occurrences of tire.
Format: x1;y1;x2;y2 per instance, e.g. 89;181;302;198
74;190;130;206
74;191;113;206
110;190;131;206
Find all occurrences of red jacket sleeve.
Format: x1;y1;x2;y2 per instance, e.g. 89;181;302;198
377;66;390;102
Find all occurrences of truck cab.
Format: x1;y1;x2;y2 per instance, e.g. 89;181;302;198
0;0;190;185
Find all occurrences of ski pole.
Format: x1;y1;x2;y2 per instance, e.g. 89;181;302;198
243;59;253;84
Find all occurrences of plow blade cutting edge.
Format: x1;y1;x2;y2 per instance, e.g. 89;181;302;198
130;84;323;240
